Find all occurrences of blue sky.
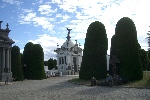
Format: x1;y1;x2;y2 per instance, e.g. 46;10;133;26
0;0;150;60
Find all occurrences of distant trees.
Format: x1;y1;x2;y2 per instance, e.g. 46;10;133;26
139;49;149;71
110;17;143;81
48;58;54;70
23;42;46;80
44;61;48;66
48;58;57;70
146;50;150;71
11;45;24;81
53;59;57;69
79;21;108;80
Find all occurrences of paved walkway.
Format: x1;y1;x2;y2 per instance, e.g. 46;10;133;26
0;75;150;100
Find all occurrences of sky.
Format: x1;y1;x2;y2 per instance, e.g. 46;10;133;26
0;0;150;61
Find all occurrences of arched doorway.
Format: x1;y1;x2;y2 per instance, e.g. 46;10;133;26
73;57;77;72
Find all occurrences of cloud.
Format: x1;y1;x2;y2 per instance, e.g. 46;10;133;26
0;4;6;8
29;34;66;60
33;17;54;31
18;8;55;33
38;0;43;4
38;5;57;15
19;13;36;24
56;14;62;17
51;0;62;4
2;0;23;5
16;0;150;59
55;0;149;52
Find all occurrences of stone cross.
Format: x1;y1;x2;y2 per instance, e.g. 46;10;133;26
6;23;9;28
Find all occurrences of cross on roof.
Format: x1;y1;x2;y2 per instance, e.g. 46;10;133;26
6;23;9;28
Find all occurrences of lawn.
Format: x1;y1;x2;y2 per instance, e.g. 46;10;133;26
123;71;150;87
69;71;150;87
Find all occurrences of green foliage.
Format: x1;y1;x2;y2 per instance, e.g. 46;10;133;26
139;49;149;71
48;58;54;70
11;45;24;81
79;21;108;80
20;53;24;69
23;42;34;79
53;59;57;69
23;42;46;80
44;61;48;66
112;17;143;81
30;44;46;80
109;35;117;75
146;61;150;71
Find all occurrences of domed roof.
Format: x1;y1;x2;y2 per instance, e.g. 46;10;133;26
62;40;75;48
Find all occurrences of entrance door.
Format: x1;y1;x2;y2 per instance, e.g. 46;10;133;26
73;57;77;72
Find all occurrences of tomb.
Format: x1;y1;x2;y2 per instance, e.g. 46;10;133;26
0;21;15;82
54;28;82;75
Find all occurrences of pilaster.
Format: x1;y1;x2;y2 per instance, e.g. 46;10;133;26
7;49;9;69
9;49;11;72
2;48;5;73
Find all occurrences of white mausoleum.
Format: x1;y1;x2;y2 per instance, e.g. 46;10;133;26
0;21;15;82
54;28;82;75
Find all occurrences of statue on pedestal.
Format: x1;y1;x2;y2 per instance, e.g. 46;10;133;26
66;28;72;36
66;28;72;41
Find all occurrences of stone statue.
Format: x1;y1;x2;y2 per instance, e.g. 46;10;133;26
66;28;72;36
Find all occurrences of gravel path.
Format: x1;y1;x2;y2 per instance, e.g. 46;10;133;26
0;75;150;100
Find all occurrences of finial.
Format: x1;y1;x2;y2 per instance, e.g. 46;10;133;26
57;43;59;48
66;28;72;41
6;23;9;29
0;21;3;29
79;43;81;46
75;40;77;44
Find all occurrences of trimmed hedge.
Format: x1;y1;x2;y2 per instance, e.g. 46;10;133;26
23;42;46;80
79;21;108;80
111;17;143;81
11;45;24;81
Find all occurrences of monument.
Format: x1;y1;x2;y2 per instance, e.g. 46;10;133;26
0;21;15;82
54;28;82;75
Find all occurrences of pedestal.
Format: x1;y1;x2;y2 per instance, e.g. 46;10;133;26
1;72;12;82
60;72;62;76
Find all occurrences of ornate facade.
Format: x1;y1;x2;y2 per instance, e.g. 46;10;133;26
0;21;15;82
54;28;82;75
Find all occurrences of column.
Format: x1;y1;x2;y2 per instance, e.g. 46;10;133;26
7;49;9;69
9;49;11;72
2;48;5;73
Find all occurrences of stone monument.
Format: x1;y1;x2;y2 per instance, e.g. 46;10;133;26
54;28;82;75
0;21;15;82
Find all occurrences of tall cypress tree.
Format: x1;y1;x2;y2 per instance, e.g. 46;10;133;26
11;45;24;81
139;49;149;71
79;21;108;80
23;42;34;79
109;35;117;75
48;58;54;70
113;17;143;81
31;44;46;79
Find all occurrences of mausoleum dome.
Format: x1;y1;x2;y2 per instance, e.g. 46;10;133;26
62;40;75;48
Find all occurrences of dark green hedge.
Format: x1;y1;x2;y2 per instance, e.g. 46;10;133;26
23;42;46;80
112;17;143;81
11;45;24;81
79;21;108;80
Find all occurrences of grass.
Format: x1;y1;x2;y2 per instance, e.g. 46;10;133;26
69;78;91;85
123;71;150;87
69;71;150;87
